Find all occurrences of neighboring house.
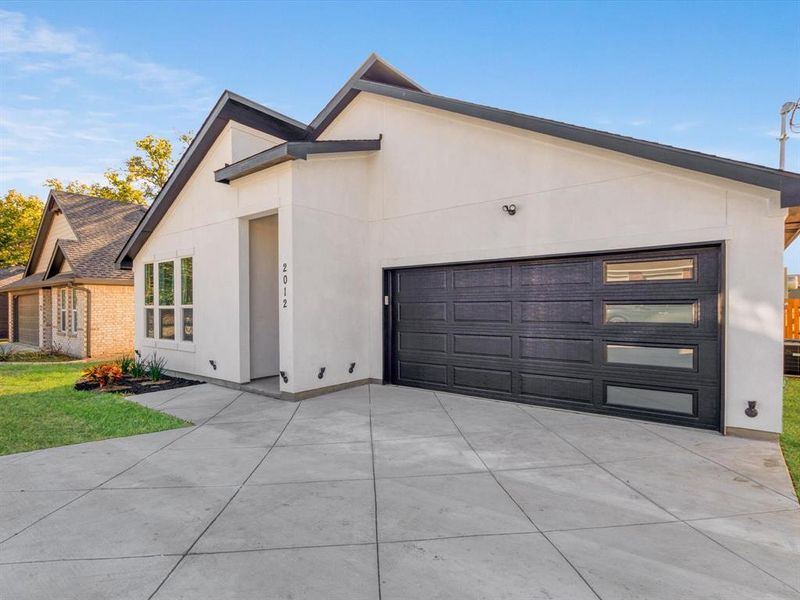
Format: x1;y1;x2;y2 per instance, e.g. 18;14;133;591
4;191;145;358
117;54;800;437
0;266;24;339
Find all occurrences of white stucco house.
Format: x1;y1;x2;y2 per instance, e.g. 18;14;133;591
117;54;800;437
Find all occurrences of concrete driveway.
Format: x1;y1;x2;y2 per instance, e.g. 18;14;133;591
1;384;798;599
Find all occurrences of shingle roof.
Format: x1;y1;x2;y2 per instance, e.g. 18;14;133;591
0;266;24;288
53;191;145;280
2;191;144;292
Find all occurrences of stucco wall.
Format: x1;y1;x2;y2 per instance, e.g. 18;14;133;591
312;92;785;433
135;93;785;433
249;215;280;378
133;122;288;383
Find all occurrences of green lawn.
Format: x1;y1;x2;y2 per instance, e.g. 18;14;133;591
0;362;189;456
782;378;800;497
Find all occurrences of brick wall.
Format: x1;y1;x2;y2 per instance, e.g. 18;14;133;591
85;284;135;358
40;288;52;351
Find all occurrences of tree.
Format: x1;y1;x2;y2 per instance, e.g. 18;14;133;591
0;189;43;267
45;132;193;206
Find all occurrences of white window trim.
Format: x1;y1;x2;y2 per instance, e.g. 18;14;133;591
70;288;78;334
59;288;67;333
142;256;194;351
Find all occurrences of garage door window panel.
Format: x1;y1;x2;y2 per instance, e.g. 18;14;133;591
603;302;697;325
604;257;696;283
605;344;696;370
605;384;696;416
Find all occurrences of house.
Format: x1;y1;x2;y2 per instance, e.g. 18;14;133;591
4;191;144;358
0;266;24;340
117;54;800;437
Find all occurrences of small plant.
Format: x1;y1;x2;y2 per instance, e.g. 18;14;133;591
82;363;123;388
146;353;168;381
118;353;135;374
129;358;147;378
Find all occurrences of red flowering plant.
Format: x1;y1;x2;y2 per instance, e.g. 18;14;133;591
81;363;124;389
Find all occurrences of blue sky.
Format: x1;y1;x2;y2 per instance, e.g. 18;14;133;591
1;1;799;262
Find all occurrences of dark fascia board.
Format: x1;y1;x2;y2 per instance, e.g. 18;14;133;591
351;79;800;207
43;243;68;280
115;91;309;269
307;53;426;138
215;139;382;184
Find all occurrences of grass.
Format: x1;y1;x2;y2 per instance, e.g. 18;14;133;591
0;362;190;456
0;351;74;363
782;378;800;497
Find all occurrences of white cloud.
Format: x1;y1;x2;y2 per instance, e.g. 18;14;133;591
0;9;208;97
0;10;82;55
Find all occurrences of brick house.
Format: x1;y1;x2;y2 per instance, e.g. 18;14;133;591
0;266;24;339
2;191;144;358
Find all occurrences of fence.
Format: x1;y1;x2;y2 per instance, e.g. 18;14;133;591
786;299;800;340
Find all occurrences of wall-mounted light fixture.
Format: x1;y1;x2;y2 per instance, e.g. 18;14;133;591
349;362;356;373
209;360;217;370
318;367;326;379
745;400;758;418
502;204;517;216
279;371;288;383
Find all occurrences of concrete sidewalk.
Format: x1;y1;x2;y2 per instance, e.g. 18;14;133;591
1;383;798;599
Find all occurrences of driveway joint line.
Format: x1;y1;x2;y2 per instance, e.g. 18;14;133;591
145;397;302;600
0;391;246;546
367;384;384;600
515;400;800;593
433;392;604;600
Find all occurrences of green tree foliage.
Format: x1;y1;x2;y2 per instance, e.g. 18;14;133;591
45;132;193;206
0;190;44;267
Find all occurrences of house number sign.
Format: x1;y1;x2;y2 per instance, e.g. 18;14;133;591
282;263;288;309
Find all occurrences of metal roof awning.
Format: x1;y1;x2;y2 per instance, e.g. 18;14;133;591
214;139;382;184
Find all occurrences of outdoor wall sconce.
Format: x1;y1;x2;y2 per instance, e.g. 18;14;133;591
745;400;758;418
318;367;326;379
209;360;217;371
502;204;517;216
279;371;288;383
134;349;141;358
349;362;356;373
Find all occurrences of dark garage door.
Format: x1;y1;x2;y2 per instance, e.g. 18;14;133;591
15;294;39;346
388;245;722;429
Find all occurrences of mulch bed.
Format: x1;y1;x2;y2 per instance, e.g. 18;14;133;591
74;373;201;395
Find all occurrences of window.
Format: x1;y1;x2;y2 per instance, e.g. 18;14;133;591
143;258;193;343
180;257;193;342
604;258;695;283
71;289;78;333
606;384;694;415
59;289;67;332
158;261;175;340
603;303;696;325
144;263;154;338
606;344;694;369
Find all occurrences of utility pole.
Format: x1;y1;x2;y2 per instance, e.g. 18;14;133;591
780;99;800;170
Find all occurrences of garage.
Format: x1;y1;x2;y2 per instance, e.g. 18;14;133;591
14;294;39;346
388;245;722;430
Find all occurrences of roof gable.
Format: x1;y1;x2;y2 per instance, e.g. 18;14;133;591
25;193;77;276
116;53;800;266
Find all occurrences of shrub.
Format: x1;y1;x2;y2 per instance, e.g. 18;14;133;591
118;353;135;374
146;353;168;381
82;363;123;388
0;345;13;362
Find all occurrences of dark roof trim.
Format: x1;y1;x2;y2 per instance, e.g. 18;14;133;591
215;139;382;184
116;91;309;269
352;79;800;207
308;53;426;138
44;243;69;280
